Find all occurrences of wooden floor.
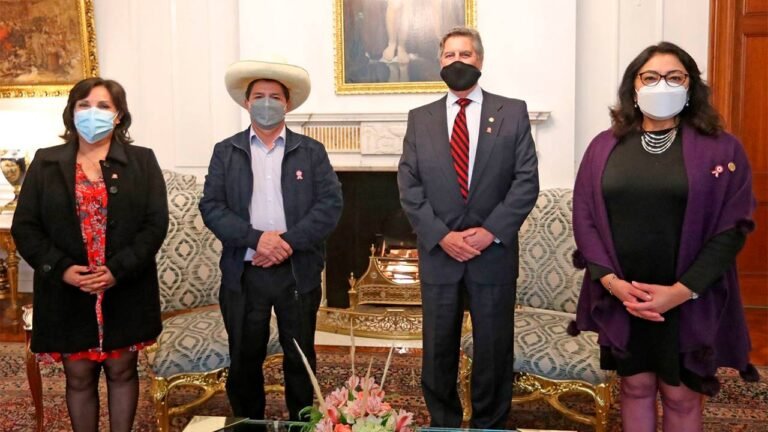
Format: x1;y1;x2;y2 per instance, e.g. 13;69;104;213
0;293;766;366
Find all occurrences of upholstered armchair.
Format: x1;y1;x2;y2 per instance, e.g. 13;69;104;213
460;188;616;432
146;170;283;431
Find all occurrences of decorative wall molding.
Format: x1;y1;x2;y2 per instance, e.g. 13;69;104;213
286;112;551;170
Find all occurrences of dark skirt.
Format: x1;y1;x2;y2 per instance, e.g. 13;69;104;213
600;307;704;393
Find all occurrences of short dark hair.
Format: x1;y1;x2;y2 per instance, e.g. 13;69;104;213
245;79;290;101
439;27;484;61
610;41;722;137
61;77;133;144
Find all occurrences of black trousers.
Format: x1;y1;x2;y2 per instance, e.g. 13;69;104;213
219;262;322;420
421;278;516;429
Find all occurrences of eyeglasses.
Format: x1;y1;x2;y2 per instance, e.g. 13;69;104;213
637;70;689;87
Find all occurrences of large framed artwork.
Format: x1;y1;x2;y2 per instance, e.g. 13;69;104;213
334;0;476;94
0;0;99;98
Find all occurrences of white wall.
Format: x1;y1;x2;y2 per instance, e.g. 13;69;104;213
575;0;711;165
0;0;711;292
240;0;577;188
0;0;241;180
0;0;712;186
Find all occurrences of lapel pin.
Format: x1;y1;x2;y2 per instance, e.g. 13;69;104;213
486;127;492;134
111;173;118;179
296;170;303;180
711;165;724;178
489;117;495;123
728;162;736;172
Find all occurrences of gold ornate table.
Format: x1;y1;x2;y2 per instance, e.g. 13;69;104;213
0;213;19;323
0;213;40;431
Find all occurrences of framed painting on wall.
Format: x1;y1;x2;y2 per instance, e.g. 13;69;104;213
0;0;99;98
334;0;476;94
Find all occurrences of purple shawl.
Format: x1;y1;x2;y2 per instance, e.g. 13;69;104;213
572;125;757;387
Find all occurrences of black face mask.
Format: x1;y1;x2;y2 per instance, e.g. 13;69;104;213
440;61;482;91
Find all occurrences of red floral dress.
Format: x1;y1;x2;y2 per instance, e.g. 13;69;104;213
41;164;154;362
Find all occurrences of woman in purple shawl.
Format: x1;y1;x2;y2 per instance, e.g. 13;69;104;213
571;42;759;432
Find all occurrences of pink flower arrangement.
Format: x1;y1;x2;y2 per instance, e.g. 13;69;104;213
293;340;414;432
301;374;414;432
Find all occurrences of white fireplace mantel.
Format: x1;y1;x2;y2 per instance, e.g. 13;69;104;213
286;112;551;171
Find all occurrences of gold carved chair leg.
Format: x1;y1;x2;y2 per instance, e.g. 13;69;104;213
593;381;613;432
152;376;171;432
151;377;171;432
512;372;616;432
152;368;228;432
263;354;286;394
22;305;43;432
151;355;285;432
459;351;472;423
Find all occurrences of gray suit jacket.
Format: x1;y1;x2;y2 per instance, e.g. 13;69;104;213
397;90;539;285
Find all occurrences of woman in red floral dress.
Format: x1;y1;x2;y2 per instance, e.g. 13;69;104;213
12;78;169;432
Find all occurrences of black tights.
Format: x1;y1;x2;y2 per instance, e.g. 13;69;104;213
62;352;139;432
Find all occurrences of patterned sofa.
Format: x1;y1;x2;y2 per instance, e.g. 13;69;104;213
145;171;282;432
459;188;616;431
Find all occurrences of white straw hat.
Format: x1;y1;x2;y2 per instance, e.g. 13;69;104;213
224;56;311;112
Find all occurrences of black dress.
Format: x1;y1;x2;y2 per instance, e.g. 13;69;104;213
588;128;746;392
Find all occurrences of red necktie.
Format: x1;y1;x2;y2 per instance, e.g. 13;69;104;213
450;98;471;200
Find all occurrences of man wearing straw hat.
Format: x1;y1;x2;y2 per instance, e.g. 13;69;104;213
200;57;343;420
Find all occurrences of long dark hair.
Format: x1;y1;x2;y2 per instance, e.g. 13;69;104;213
610;41;722;138
61;77;133;144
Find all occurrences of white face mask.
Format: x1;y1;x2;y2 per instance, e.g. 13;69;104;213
636;81;688;121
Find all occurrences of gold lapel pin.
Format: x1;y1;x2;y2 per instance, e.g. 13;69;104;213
489;117;495;123
728;162;736;172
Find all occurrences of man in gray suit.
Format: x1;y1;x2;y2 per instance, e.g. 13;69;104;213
398;27;539;429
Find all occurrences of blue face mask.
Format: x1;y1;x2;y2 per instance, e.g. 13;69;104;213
74;107;117;144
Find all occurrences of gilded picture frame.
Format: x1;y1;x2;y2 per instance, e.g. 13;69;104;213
334;0;477;94
0;0;99;98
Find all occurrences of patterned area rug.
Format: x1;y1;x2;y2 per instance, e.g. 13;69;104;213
0;343;766;431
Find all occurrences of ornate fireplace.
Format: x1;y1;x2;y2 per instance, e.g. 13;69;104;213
285;111;549;338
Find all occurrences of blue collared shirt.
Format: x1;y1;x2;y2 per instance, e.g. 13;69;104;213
244;126;288;261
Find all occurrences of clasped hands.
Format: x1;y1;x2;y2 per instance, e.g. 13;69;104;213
252;231;293;267
63;265;116;295
439;227;495;262
600;274;693;322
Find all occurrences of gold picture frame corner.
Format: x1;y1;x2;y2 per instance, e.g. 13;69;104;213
0;0;100;99
333;0;477;95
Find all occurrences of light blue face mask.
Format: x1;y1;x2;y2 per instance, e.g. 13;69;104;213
74;107;117;144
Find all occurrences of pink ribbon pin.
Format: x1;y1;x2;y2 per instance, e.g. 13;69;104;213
711;165;723;178
296;170;303;180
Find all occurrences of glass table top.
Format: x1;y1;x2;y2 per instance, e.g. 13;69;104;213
183;417;572;432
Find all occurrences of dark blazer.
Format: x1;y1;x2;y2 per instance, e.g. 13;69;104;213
199;128;343;294
398;91;539;285
12;140;169;353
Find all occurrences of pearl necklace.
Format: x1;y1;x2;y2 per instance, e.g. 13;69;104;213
641;127;677;154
